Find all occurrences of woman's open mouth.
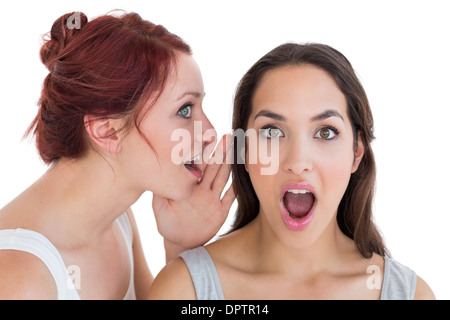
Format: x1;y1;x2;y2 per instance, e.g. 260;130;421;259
280;182;316;231
184;155;203;180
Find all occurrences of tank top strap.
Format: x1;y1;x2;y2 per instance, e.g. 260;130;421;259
381;257;417;300
115;213;136;300
0;228;80;299
180;246;225;300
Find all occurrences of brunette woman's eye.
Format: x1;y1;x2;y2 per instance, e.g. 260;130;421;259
177;104;192;118
315;126;339;140
260;126;284;139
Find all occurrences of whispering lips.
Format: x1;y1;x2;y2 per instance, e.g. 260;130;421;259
184;154;203;180
280;182;317;231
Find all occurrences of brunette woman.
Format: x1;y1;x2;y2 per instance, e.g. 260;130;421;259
0;11;234;299
149;43;435;300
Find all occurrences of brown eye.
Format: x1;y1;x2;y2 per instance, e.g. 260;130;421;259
268;128;282;138
315;127;338;140
260;126;284;139
320;128;331;139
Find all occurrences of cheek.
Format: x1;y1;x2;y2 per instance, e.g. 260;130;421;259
315;145;355;204
318;149;353;177
143;115;193;164
247;164;263;190
247;163;277;211
170;123;204;162
149;143;196;200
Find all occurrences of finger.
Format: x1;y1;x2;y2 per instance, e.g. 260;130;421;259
211;136;234;193
200;161;221;189
200;134;230;188
207;133;231;165
211;161;232;195
220;184;236;214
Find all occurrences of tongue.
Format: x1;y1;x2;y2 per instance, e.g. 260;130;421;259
283;192;315;219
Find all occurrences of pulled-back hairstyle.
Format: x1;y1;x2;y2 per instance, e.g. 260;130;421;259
27;11;191;164
231;43;388;258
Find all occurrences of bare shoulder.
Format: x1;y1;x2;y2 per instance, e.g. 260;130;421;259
0;250;57;299
206;226;254;268
414;275;436;300
148;257;196;300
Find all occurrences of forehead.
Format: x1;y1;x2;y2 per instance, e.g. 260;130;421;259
251;64;347;118
160;53;204;101
138;53;204;121
173;54;203;85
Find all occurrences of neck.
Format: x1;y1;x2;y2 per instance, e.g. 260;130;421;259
29;153;143;247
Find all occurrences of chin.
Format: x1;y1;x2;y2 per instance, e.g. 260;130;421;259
149;180;194;202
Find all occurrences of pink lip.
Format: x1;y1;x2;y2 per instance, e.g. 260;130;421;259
184;154;203;180
187;166;203;179
280;182;316;231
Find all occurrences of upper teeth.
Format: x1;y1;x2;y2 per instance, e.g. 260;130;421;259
186;155;201;164
287;189;310;194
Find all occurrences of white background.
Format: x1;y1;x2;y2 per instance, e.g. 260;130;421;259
0;0;449;299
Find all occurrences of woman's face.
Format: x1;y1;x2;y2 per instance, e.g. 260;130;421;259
246;64;363;249
122;53;215;200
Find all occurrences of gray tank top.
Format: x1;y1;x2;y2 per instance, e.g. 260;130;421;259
180;246;416;300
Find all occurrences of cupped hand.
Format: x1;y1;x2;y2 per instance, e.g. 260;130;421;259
152;134;235;261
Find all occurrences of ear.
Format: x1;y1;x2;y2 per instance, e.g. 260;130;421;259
351;132;365;173
84;115;123;154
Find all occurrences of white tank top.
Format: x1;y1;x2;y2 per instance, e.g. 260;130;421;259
0;213;136;300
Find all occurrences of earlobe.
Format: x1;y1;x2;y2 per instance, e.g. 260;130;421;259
351;133;365;173
84;115;122;154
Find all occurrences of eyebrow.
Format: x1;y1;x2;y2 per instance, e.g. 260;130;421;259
254;110;287;122
253;108;344;122
176;91;204;101
311;109;344;122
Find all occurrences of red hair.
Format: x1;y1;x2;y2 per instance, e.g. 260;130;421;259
27;11;191;164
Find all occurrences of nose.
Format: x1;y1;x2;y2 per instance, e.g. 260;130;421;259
194;110;216;148
282;136;314;176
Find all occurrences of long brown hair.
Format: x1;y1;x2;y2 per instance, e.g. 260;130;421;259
230;43;388;258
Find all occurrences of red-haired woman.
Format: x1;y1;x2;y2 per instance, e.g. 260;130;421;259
0;12;234;299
